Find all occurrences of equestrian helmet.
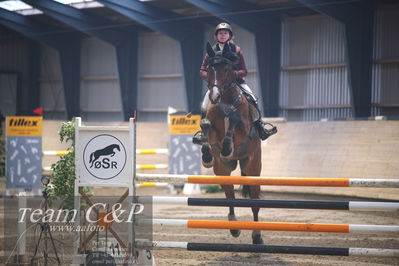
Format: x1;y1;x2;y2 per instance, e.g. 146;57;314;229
215;22;233;37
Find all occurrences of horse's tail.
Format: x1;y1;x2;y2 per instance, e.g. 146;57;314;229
242;185;250;198
89;152;94;163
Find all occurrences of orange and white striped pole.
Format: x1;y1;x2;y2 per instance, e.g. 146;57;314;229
141;219;399;234
136;173;399;188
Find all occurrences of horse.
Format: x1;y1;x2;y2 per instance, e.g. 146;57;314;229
89;144;120;168
200;42;263;244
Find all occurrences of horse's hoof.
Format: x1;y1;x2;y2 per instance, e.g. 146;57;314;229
252;235;264;244
227;214;240;237
201;145;213;167
252;231;264;244
202;153;213;163
201;144;209;152
221;138;233;158
230;229;241;238
202;159;214;168
220;149;233;159
220;154;233;162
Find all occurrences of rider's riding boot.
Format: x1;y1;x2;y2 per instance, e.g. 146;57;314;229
249;99;278;140
193;112;209;145
193;124;207;145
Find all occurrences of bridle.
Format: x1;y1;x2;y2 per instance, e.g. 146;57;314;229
207;56;237;103
207;56;243;114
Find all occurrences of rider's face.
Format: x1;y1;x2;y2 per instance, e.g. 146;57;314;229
216;30;231;43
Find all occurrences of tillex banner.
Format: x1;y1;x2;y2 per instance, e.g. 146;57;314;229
169;115;201;135
6;116;43;137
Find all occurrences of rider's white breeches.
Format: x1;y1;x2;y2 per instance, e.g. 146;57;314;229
239;83;257;103
201;90;210;112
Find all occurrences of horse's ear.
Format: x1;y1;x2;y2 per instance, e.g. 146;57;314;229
206;42;215;57
222;42;231;55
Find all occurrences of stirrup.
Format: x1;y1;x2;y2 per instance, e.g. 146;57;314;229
255;121;277;140
192;130;207;145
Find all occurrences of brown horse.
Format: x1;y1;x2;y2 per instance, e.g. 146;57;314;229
200;42;263;244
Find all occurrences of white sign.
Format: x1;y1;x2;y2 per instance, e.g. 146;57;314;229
75;118;134;188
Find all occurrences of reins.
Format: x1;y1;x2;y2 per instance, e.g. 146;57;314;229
222;84;243;117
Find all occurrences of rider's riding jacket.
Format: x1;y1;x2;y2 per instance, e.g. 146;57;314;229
199;43;247;84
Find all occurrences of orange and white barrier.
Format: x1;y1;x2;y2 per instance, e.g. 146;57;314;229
136;173;399;188
141;219;399;234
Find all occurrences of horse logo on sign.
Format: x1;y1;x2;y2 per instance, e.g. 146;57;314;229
83;135;127;180
89;144;121;168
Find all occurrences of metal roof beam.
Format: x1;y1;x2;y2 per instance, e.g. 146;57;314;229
23;0;134;44
0;8;81;120
297;0;375;118
0;6;79;49
97;0;205;114
295;0;358;23
97;0;200;41
186;0;267;32
23;0;139;121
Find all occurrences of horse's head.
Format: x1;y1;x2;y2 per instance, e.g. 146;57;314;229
114;144;120;151
206;42;239;105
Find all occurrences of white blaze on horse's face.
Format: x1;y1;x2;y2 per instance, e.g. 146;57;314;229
209;66;221;104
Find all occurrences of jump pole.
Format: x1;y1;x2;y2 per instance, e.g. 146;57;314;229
137;173;399;188
44;164;168;172
43;148;168;156
141;219;399;234
136;148;168;155
138;196;399;211
138;241;399;257
136;164;168;170
136;182;169;188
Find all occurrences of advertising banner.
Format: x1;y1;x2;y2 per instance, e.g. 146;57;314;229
168;113;201;176
6;116;42;190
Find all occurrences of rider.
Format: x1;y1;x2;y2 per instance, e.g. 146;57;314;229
193;22;277;144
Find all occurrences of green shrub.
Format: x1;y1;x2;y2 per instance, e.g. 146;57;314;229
204;184;223;193
48;120;76;200
47;119;91;220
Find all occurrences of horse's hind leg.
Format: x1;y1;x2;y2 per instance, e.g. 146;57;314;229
241;165;264;244
249;185;263;244
221;184;241;238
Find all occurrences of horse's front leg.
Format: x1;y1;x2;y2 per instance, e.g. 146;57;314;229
200;119;213;168
221;184;241;238
220;112;240;159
